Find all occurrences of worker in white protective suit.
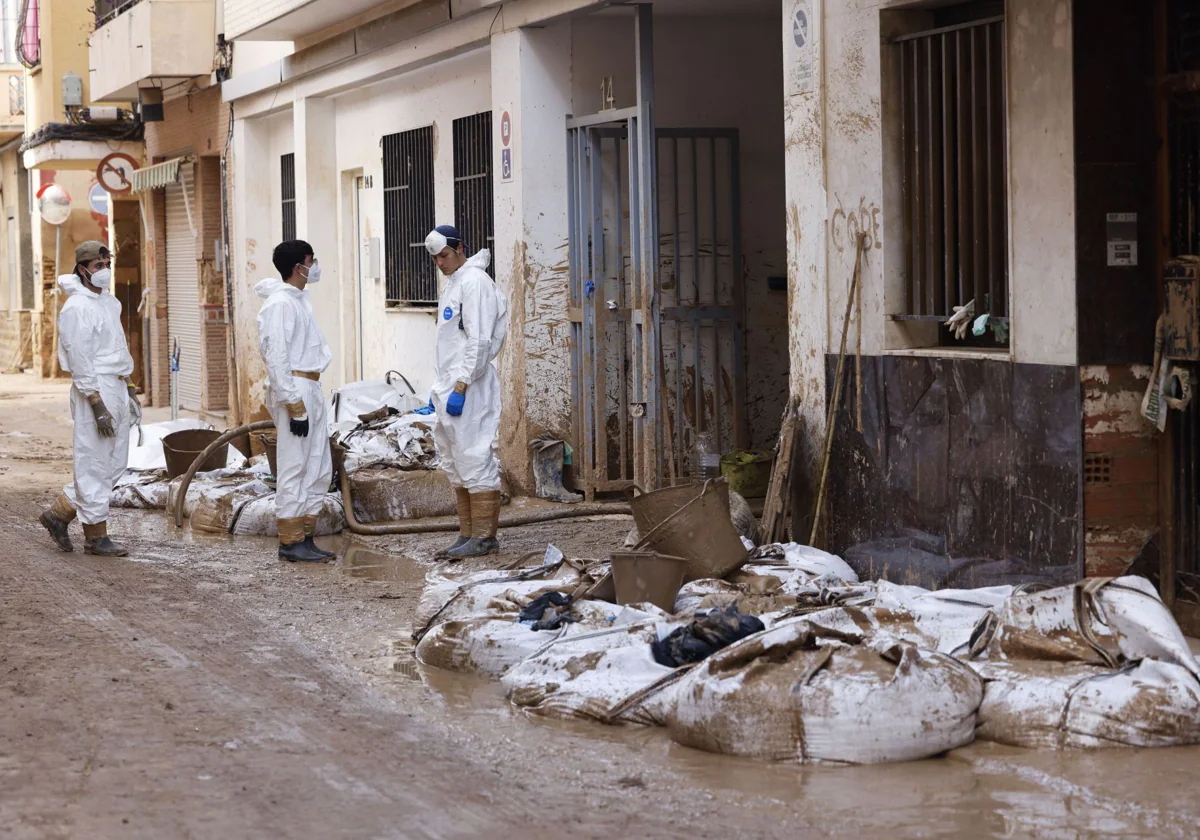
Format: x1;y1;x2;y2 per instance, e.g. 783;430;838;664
38;241;141;557
425;225;508;559
255;240;335;563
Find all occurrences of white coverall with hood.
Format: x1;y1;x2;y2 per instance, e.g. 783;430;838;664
431;249;508;492
57;273;135;524
255;278;333;521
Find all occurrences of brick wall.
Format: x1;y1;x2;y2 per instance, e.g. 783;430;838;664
1083;365;1159;577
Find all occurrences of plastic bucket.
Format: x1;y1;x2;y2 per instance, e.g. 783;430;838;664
162;429;229;479
630;478;748;582
611;552;689;612
720;449;773;499
254;432;278;477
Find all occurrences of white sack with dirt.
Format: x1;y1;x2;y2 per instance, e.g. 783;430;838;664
187;479;345;536
976;576;1200;677
791;582;1012;656
673;549;873;619
972;658;1200;749
501;620;685;726
415;600;629;678
411;548;605;637
666;619;983;764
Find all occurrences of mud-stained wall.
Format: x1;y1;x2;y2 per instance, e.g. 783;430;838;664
1082;365;1158;577
491;22;574;493
826;355;1083;589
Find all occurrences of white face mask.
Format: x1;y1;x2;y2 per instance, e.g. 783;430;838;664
88;268;112;289
300;262;321;284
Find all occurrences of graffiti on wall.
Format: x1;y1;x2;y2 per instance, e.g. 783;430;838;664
831;198;882;254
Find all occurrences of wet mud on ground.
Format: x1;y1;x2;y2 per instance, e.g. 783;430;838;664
5;373;1200;839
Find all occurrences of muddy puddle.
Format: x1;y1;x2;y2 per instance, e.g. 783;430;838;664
336;542;427;584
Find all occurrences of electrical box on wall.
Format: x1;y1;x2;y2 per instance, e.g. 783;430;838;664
62;72;83;108
362;237;381;281
1164;256;1200;360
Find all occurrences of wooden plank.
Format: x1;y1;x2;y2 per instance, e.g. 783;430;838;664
761;400;799;544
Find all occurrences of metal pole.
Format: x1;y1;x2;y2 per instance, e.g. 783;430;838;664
50;226;61;377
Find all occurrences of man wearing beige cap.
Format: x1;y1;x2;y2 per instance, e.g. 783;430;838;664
38;240;141;556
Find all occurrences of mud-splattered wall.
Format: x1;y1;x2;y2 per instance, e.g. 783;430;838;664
826;356;1083;589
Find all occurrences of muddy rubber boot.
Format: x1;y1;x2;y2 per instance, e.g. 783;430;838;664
82;522;128;557
447;491;501;560
437;487;473;558
40;494;77;552
303;516;336;559
277;517;326;563
279;540;329;563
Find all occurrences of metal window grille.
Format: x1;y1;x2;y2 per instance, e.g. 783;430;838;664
383;126;438;306
894;15;1008;327
453;112;495;278
281;153;296;243
8;74;22;116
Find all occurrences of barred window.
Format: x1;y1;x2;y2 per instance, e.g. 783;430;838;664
892;7;1008;343
453;112;495;278
383;126;437;306
281;153;296;243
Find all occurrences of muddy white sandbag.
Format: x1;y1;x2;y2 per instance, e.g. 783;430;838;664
413;550;586;638
502;620;685;726
973;658;1200;749
415;601;626;678
977;576;1198;675
667;619;983;764
230;493;344;537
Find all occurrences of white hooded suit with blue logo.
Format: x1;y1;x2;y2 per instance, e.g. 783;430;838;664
430;249;508;492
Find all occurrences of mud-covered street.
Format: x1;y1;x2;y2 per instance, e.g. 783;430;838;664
4;372;1200;839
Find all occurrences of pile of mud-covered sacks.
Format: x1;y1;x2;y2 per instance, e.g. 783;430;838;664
110;375;439;536
413;544;1200;764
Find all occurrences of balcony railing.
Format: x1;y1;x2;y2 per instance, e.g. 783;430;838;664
95;0;145;28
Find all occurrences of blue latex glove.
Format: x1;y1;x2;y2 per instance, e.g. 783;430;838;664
446;390;466;417
413;398;435;416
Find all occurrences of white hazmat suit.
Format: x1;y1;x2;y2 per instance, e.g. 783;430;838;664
430;249;508;492
57;273;134;525
255;278;333;530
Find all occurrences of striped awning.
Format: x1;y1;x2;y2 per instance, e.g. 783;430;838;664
131;156;188;193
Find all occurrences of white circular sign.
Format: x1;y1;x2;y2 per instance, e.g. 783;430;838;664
38;184;71;226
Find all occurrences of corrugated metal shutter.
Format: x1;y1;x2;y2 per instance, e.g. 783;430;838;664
166;162;202;412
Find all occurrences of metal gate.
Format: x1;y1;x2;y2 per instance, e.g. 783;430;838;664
166;161;201;412
567;15;745;496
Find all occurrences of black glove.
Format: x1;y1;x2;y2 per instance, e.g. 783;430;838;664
88;395;117;438
289;416;310;438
